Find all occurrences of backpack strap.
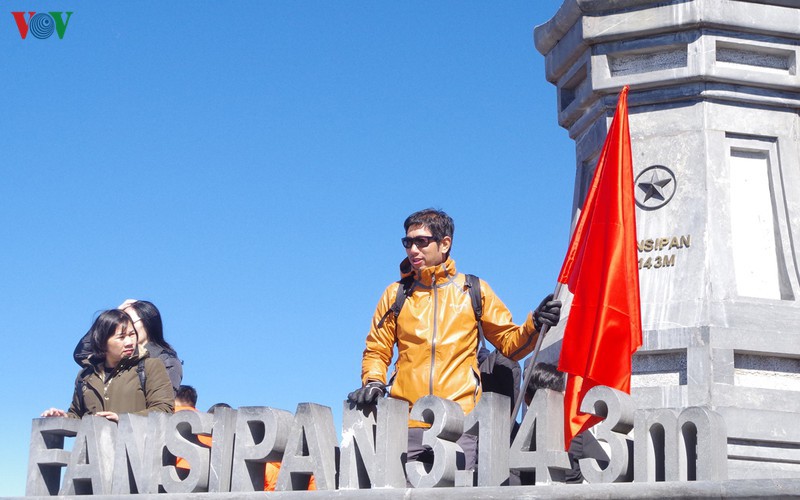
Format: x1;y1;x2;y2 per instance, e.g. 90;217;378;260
377;275;416;328
75;375;86;414
375;274;484;345
137;359;147;395
464;274;486;348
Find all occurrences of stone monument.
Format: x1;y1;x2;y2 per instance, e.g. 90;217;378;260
535;0;800;480
21;2;800;497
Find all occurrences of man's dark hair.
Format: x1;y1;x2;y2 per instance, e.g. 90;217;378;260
207;402;232;414
176;385;198;407
404;208;454;242
526;363;566;400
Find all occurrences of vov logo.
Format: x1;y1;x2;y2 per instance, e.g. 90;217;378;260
11;12;73;39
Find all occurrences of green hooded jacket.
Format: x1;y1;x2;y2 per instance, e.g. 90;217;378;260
68;346;174;418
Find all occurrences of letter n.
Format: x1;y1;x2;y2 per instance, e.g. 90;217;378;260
339;398;408;489
111;413;167;494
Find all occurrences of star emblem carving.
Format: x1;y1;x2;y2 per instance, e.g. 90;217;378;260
634;165;677;210
638;170;672;202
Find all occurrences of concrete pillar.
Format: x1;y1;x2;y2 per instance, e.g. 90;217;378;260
535;0;800;480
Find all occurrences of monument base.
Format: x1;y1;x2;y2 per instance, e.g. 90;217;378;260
16;478;800;500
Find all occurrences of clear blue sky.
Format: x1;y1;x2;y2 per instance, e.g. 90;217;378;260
0;1;574;495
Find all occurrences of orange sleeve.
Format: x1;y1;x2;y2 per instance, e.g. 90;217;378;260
263;461;316;491
198;434;213;447
362;283;399;384
264;461;280;491
174;405;212;469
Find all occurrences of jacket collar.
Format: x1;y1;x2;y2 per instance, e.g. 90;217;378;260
399;256;457;287
85;345;148;375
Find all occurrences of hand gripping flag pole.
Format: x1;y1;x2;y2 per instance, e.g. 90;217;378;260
510;282;563;426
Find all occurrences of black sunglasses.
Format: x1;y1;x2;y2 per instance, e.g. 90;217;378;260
401;235;439;249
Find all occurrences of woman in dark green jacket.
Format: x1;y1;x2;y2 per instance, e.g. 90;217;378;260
72;299;183;395
42;309;174;422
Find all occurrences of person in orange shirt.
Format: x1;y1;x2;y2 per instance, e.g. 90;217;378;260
264;462;316;491
174;385;212;474
348;208;561;471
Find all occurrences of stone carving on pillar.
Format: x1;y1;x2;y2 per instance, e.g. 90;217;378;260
59;416;117;495
676;406;728;481
162;410;214;493
578;385;634;483
207;406;237;493
633;408;681;483
26;417;80;496
230;406;293;491
634;406;727;482
277;403;338;491
339;398;408;489
25;394;734;493
463;392;512;486
405;396;465;488
508;388;571;485
111;413;166;494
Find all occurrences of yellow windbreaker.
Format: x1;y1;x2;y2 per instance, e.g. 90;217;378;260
361;257;539;426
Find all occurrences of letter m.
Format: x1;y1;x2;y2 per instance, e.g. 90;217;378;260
11;12;35;39
633;407;728;482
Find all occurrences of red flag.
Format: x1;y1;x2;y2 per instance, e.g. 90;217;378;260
556;86;642;449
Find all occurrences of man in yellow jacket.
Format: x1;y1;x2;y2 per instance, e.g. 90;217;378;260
348;208;561;472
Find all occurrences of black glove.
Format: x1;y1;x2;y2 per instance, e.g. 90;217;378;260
533;294;561;331
347;381;386;405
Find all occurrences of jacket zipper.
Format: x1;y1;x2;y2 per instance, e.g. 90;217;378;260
429;272;438;395
103;370;116;409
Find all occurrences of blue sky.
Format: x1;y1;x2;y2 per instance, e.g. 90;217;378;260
0;1;574;495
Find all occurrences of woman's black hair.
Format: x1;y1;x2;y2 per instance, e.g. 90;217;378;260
88;309;135;360
128;300;175;354
526;362;567;400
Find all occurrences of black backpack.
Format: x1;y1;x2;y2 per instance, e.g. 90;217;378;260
377;273;485;345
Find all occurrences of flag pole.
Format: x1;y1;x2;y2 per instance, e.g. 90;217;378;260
511;281;564;425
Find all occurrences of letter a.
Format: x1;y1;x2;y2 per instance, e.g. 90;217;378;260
50;12;73;39
11;12;35;39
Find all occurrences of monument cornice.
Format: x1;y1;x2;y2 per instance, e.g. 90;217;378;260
534;0;800;132
535;0;800;58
